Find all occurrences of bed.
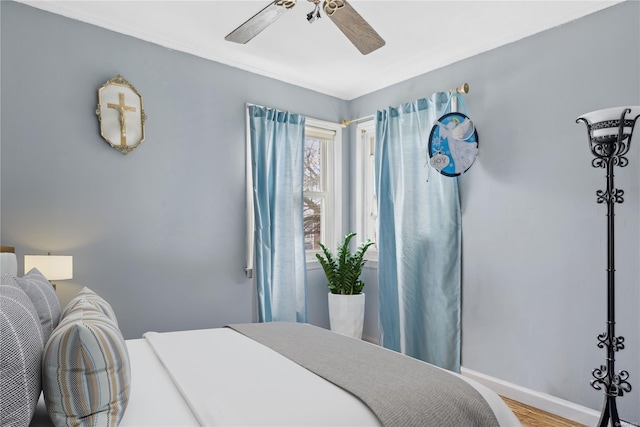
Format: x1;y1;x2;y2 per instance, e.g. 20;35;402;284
1;250;520;427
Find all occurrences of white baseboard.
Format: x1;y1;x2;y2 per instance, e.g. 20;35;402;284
461;367;637;427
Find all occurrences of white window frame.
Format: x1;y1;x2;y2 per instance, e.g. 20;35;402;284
244;108;342;277
354;120;378;265
304;117;342;269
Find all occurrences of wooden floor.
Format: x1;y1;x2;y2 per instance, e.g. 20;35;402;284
501;397;586;427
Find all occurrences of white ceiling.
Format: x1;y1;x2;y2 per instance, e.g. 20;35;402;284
18;0;622;100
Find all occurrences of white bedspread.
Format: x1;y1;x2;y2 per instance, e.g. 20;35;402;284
119;339;199;426
143;328;381;426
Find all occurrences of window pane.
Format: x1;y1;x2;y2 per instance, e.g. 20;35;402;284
304;138;325;192
303;196;323;250
365;133;378;248
303;119;339;258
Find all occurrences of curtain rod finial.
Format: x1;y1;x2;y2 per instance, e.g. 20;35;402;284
455;83;469;94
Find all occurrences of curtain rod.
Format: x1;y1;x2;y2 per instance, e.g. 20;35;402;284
340;114;375;127
341;82;470;126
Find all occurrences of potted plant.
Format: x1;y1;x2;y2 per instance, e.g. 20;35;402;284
316;232;374;339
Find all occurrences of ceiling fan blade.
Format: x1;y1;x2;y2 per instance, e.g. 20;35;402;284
225;1;295;44
323;0;385;55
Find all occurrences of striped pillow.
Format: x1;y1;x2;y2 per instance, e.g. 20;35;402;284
43;291;130;426
60;286;118;324
0;274;45;427
17;268;61;341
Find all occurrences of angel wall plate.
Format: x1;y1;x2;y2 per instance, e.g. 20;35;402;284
428;112;478;177
96;75;147;155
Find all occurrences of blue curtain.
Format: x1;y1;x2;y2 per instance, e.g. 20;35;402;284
375;93;462;372
248;105;308;323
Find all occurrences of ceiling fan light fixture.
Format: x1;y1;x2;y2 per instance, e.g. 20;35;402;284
225;0;384;55
307;3;322;23
323;0;345;16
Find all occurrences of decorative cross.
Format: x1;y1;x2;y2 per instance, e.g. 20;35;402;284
108;92;137;146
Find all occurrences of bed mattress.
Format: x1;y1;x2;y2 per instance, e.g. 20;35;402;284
30;325;520;426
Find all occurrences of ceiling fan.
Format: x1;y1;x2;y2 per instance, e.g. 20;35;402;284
225;0;385;55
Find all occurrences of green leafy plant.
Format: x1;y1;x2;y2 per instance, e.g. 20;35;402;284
316;232;375;295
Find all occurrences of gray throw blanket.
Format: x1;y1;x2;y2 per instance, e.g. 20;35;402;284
228;322;500;427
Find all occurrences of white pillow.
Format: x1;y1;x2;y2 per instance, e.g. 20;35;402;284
0;252;17;276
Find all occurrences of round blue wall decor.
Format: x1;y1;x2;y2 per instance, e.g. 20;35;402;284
428;112;479;177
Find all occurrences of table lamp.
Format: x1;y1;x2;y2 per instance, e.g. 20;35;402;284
24;253;73;290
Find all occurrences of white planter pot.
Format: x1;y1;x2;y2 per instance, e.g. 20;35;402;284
328;292;365;339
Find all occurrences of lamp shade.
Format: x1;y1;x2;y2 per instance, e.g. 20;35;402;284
24;255;73;280
577;106;640;139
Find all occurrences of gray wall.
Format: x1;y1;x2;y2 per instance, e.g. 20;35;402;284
2;0;639;423
350;1;640;422
0;1;348;340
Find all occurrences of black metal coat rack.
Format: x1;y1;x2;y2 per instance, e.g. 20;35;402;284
577;107;639;427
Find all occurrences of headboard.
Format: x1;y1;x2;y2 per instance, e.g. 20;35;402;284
1;246;18;276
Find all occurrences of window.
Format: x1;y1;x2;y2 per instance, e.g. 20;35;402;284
245;110;342;277
304;119;342;263
355;120;378;261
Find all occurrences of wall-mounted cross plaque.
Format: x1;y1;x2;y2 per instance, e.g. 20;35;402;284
96;75;147;155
